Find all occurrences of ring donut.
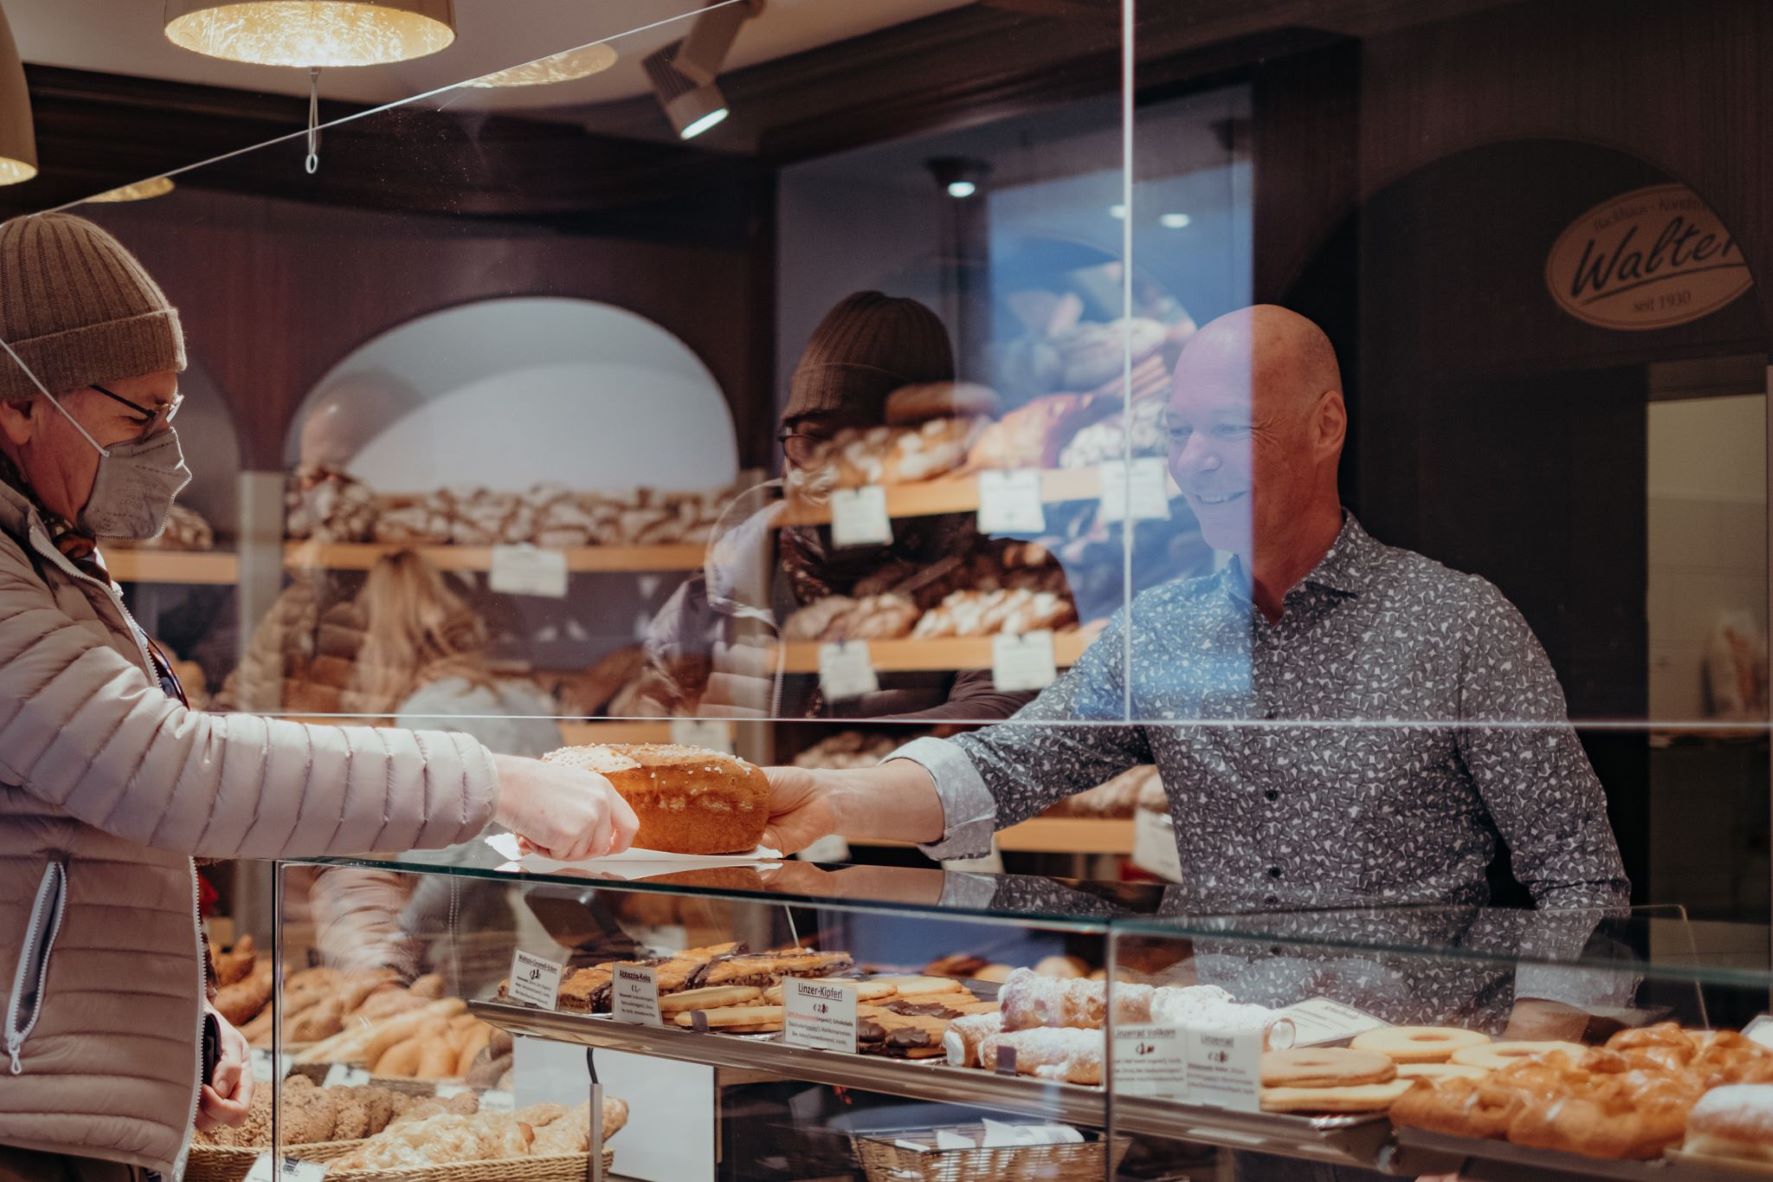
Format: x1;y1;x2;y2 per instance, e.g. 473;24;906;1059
1352;1026;1492;1064
1449;1040;1588;1072
1395;1061;1491;1082
1260;1047;1396;1089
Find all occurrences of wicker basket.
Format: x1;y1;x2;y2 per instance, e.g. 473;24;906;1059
324;1148;614;1181
184;1138;364;1182
853;1127;1128;1182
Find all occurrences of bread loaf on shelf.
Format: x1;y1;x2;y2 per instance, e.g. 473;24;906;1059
543;743;770;854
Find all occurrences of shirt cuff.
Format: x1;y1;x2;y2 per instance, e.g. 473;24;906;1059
1513;962;1636;1011
937;872;1001;911
885;736;997;861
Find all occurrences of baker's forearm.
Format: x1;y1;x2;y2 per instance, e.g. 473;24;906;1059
826;761;946;844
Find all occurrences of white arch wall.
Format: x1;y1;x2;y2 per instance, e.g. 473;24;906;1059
290;297;739;493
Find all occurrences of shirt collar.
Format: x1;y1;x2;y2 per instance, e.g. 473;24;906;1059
1221;511;1377;603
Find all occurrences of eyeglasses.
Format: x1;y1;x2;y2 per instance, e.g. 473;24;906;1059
92;383;183;435
779;429;823;468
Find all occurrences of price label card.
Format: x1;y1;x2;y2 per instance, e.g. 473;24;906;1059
479;1089;516;1112
1099;458;1173;523
245;1156;326;1182
977;469;1047;535
1746;1015;1773;1050
784;978;859;1053
992;630;1058;693
1184;1027;1263;1113
612;963;663;1027
1278;997;1389;1047
1131;808;1182;883
818;641;879;702
434;1082;471;1099
1112;1024;1188;1098
489;545;569;599
249;1048;291;1081
507;949;565;1011
670;717;735;753
321;1063;372;1088
830;486;894;548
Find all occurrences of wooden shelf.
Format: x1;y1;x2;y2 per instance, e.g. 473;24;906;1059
283;541;707;573
556;720;735;746
779;468;1102;526
849;817;1134;855
105;549;240;585
778;631;1093;674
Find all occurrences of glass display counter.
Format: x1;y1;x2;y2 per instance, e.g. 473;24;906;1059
243;847;1773;1181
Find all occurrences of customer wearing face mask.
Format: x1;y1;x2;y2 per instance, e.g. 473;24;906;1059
0;213;639;1182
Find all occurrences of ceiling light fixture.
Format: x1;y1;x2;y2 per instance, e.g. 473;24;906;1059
87;177;177;203
165;1;455;174
1108;203;1128;219
644;42;728;141
644;1;764;141
465;42;618;88
163;0;455;67
928;157;991;201
1159;212;1192;229
0;3;37;186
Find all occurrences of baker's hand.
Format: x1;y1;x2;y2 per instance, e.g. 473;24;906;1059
493;754;640;861
195;1005;253;1132
759;765;841;855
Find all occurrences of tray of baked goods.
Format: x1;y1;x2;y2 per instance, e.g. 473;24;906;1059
1383;1023;1773;1180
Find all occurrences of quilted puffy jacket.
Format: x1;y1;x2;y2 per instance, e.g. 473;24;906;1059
0;481;499;1175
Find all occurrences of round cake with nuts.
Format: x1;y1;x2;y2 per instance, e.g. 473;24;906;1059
542;743;771;854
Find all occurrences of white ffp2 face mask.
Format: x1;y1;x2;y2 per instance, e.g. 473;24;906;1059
36;390;192;540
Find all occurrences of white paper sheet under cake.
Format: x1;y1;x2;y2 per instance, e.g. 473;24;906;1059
484;831;782;878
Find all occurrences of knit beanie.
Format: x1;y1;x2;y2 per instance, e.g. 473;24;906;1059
0;213;185;403
783;291;954;423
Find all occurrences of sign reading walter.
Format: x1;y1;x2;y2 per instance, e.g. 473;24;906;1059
1545;183;1751;330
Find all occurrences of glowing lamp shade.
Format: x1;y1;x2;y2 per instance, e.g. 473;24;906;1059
88;177;177;203
0;5;37;186
465;42;617;88
164;1;456;67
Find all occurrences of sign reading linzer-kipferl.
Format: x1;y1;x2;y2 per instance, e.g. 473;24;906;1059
1545;183;1751;330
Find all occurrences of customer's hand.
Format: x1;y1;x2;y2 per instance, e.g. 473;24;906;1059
195;1005;253;1132
759;765;841;855
492;754;640;861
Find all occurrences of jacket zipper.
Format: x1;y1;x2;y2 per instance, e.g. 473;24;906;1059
5;859;68;1074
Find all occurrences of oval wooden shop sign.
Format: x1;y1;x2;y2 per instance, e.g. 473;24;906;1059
1545;183;1752;330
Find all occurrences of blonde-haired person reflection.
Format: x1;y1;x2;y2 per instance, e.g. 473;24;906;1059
309;551;562;985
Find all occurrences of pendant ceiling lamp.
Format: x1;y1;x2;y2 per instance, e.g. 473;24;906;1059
163;1;455;68
0;2;38;185
88;176;177;203
465;42;617;89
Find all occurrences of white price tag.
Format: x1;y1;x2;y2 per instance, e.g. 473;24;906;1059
245;1156;325;1182
489;545;569;598
249;1048;291;1081
322;1062;371;1088
1747;1015;1773;1050
1278;997;1389;1047
1112;1024;1188;1098
1131;808;1182;883
1099;458;1173;523
434;1082;471;1099
977;469;1047;535
612;963;663;1027
991;630;1058;692
507;949;565;1010
479;1088;516;1112
783;978;859;1053
670;717;735;753
1184;1027;1263;1112
818;641;879;702
830;486;894;548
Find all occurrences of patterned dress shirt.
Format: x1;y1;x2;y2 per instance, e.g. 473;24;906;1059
893;514;1630;911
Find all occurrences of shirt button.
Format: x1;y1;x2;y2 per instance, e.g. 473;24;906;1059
1268;866;1282;878
1264;789;1279;802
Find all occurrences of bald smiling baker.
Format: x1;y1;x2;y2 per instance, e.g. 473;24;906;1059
761;305;1630;914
